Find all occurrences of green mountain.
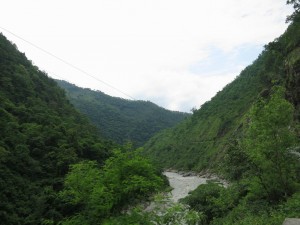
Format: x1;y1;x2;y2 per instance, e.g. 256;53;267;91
0;33;116;224
56;80;189;146
0;33;167;225
143;15;300;172
1;3;299;224
141;11;300;224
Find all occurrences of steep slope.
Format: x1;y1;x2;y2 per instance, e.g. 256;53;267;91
0;34;114;224
143;18;300;172
56;80;189;146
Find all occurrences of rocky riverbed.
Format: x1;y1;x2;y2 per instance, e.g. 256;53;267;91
163;171;208;202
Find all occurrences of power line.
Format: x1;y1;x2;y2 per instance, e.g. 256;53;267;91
0;26;136;100
46;70;69;81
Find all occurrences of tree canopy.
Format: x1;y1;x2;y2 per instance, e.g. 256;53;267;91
57;80;189;146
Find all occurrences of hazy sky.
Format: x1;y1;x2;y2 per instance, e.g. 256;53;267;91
1;0;293;112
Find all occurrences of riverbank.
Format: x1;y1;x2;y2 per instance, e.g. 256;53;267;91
165;169;229;187
163;171;208;202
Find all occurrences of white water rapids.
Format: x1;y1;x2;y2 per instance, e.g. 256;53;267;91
163;171;208;202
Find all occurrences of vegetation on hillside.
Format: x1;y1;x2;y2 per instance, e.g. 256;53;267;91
1;1;300;224
140;3;300;224
101;84;300;225
90;3;300;224
180;85;300;224
143;5;300;172
0;33;164;224
56;80;189;146
59;147;164;224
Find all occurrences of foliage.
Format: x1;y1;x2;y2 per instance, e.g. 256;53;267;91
180;182;223;221
242;86;299;202
143;7;300;173
144;47;268;170
1;2;300;224
223;139;251;180
182;86;300;224
0;33;115;224
59;148;164;224
175;16;300;220
142;12;300;224
101;148;164;208
182;175;300;224
103;194;205;225
286;0;300;22
57;80;189;146
181;182;242;223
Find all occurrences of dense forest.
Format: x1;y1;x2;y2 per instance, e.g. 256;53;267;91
140;2;300;224
56;80;189;146
1;1;300;224
0;34;165;224
143;5;300;172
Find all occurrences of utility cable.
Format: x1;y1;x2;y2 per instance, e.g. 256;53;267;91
0;26;136;100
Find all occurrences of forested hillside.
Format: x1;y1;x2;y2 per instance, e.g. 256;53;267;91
140;5;300;224
1;1;300;224
143;11;300;172
56;80;189;146
0;33;113;224
0;34;164;224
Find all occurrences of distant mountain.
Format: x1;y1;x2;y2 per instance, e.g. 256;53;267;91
56;80;190;146
143;16;300;172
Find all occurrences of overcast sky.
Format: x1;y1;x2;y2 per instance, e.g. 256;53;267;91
0;0;293;112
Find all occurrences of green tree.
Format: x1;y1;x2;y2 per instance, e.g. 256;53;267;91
286;0;300;22
60;161;114;224
60;148;164;224
101;147;164;209
104;194;205;225
243;86;299;202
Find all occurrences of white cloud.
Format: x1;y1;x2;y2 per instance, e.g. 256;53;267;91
0;0;293;111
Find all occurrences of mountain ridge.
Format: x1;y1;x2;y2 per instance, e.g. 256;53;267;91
143;17;300;172
0;33;116;224
56;79;190;146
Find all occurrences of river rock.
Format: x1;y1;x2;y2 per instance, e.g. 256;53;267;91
163;171;208;202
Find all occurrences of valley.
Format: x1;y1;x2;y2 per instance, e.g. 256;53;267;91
0;1;299;224
56;80;189;146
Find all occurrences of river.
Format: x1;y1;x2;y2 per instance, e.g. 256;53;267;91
163;171;208;202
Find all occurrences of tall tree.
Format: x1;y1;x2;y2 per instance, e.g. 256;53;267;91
243;86;299;202
287;0;300;22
